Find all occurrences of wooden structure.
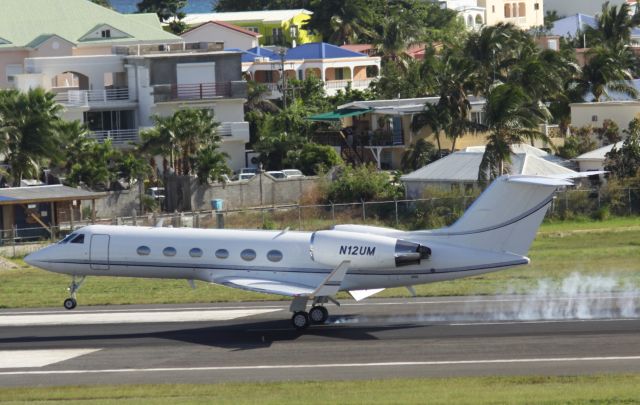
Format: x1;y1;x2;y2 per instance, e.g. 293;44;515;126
0;185;105;242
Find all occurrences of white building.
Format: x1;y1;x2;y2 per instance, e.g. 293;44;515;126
435;0;544;30
14;44;250;172
181;21;261;50
574;141;624;172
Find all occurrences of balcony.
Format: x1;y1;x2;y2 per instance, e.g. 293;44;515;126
55;88;132;107
218;122;250;142
153;81;248;103
324;79;375;95
89;129;139;145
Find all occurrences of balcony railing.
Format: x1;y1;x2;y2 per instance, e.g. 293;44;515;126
324;79;374;89
169;82;231;101
218;122;250;141
89;129;139;145
55;88;130;107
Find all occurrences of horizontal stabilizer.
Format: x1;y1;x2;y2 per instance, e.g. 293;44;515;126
349;288;385;301
216;277;315;297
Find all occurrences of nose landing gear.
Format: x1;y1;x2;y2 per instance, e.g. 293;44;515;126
64;275;86;310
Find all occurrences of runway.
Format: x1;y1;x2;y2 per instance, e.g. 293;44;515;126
0;295;639;387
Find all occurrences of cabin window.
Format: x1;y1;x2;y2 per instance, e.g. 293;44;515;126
215;249;229;259
71;234;85;244
163;247;177;257
59;233;76;244
267;250;283;262
137;246;151;256
189;248;203;258
241;249;256;261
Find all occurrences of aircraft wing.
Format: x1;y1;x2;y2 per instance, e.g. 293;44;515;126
215;277;316;297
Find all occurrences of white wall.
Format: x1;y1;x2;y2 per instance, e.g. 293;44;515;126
571;102;640;132
182;23;258;50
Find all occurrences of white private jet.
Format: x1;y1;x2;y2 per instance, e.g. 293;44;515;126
25;174;584;329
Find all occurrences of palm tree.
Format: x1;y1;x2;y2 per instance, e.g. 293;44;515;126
478;83;552;181
584;1;640;47
139;109;227;178
305;0;375;44
401;138;436;173
577;45;638;101
373;16;420;71
194;145;231;184
0;88;63;186
412;50;477;153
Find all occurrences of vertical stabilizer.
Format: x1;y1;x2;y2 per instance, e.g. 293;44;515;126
427;176;571;256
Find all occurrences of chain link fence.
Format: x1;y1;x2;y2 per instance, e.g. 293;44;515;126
2;188;639;256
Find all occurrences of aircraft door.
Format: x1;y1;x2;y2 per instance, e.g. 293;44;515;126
90;234;110;270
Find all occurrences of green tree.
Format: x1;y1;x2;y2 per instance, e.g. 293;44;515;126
288;142;343;175
557;125;598;159
194;145;231;184
584;1;640;48
604;117;640;178
304;0;376;44
0;88;63;186
245;81;279;145
325;164;401;203
577;45;638;101
401;138;436;173
137;0;187;34
478;84;551;181
139;109;228;177
59;121;119;189
253;106;308;170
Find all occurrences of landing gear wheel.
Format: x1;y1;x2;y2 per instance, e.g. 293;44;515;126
291;311;310;330
309;306;329;324
63;298;77;310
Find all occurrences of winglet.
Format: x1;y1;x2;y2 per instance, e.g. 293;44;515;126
312;260;350;297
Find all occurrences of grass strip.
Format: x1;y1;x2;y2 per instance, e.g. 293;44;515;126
1;374;640;404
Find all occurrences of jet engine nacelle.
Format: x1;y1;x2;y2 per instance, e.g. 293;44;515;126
310;230;430;269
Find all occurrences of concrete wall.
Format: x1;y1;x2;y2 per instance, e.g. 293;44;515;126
0;50;29;88
168;174;320;212
145;53;243;85
571;101;640;132
83;174;320;218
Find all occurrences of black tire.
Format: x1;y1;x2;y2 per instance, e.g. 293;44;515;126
309;306;329;324
63;298;77;310
291;311;310;330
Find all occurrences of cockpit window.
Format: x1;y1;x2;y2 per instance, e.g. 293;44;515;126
70;234;85;244
59;233;76;244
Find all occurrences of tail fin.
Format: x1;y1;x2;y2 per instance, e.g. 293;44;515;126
427;175;572;256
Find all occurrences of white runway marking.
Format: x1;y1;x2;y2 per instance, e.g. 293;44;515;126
0;349;100;369
0;355;639;375
0;309;280;327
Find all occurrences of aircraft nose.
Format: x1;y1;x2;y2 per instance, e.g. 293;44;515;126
25;250;44;267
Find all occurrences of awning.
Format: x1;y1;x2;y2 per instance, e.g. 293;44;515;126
307;108;371;121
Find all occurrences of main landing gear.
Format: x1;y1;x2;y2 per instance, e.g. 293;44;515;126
289;296;334;330
64;275;86;310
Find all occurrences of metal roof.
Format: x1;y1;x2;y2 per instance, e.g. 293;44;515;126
551;13;640;39
0;0;180;50
574;141;624;161
401;146;576;182
0;185;105;206
285;42;367;59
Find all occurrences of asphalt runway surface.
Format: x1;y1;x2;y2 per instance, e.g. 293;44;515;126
1;295;639;387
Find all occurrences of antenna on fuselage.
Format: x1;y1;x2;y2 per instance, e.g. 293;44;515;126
273;227;290;239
